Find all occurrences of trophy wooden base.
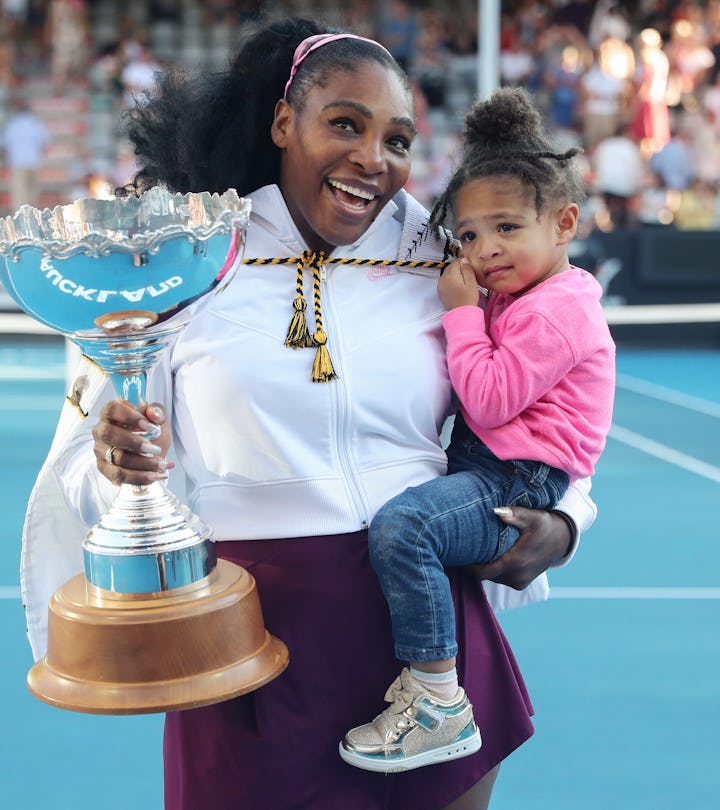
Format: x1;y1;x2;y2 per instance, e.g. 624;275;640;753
27;559;289;715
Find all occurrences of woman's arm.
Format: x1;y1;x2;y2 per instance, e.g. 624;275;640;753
470;477;596;589
469;507;573;589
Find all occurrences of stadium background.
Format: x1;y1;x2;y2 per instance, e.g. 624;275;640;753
0;2;718;809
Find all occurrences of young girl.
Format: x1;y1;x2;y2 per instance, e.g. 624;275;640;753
341;87;616;773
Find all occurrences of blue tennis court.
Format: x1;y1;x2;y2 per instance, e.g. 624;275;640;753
1;332;718;809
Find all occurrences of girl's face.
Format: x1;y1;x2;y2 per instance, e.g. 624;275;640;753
453;177;578;296
271;61;415;254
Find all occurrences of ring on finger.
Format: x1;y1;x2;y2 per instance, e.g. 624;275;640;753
105;445;119;465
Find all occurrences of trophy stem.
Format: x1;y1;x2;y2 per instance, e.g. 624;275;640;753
75;319;186;438
83;481;216;594
111;370;149;413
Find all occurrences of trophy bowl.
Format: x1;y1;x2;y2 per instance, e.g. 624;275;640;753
1;188;289;714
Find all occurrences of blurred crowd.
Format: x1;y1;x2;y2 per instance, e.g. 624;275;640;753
1;0;720;234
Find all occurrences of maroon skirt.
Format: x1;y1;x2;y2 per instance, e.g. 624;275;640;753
164;532;534;809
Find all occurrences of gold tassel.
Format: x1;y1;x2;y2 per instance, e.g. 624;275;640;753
309;253;338;382
281;251;338;380
311;327;337;382
284;257;312;348
285;294;312;348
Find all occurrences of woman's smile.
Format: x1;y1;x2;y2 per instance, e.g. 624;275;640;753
327;178;379;206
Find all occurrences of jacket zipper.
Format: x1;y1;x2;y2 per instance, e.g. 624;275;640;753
321;262;370;529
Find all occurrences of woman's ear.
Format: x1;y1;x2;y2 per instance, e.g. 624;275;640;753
556;203;579;245
271;99;293;148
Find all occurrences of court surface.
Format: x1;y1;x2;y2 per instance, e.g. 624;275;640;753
1;334;718;810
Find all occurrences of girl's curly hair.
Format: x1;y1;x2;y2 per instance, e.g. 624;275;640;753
430;86;585;228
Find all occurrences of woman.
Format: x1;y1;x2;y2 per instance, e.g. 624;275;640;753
22;18;596;810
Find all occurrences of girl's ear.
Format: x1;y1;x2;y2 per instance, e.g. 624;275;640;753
556;203;579;245
271;99;293;148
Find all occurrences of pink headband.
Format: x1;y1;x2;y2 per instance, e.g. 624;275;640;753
283;33;393;100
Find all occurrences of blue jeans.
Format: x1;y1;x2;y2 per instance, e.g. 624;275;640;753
368;414;569;662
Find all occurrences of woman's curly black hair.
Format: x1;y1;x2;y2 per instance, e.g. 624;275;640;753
121;17;410;197
430;86;585;229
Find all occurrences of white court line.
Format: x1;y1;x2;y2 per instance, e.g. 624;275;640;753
609;424;720;483
0;313;54;334
0;366;65;381
0;394;64;411
603;302;720;323
615;373;720;418
552;587;720;599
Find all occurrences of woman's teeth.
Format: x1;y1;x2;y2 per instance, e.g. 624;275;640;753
328;179;376;202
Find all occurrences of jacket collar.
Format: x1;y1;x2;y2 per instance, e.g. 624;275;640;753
248;184;401;257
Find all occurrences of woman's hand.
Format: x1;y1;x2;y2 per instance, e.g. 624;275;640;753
438;258;481;310
468;507;574;590
92;400;173;486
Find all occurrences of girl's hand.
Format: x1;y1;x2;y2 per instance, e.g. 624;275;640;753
438;258;481;310
92;400;174;486
468;507;574;589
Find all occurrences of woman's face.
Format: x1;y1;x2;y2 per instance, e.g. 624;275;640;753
271;61;416;253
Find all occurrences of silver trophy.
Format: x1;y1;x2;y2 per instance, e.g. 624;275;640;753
0;188;288;714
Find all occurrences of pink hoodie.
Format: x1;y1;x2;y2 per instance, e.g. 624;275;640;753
441;266;615;481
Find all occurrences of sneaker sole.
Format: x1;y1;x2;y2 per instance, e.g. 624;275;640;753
339;726;482;773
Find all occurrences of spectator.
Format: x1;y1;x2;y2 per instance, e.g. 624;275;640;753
635;169;675;227
591;123;646;228
550;0;595;37
120;41;164;109
378;0;418;73
1;0;28;35
88;41;124;102
674;177;719;228
1;97;50;212
687;107;720;184
631;28;671;158
649;122;695;190
46;0;88;85
344;0;376;38
515;0;549;49
578;35;634;148
588;1;632;48
665;18;715;107
701;67;720;131
500;32;536;87
544;44;585;130
411;12;448;123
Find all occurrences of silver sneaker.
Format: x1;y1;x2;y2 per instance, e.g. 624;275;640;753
339;668;482;773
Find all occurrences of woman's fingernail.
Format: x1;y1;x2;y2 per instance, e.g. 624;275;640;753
493;507;514;518
137;419;153;432
148;406;163;420
140;442;162;456
157;460;175;470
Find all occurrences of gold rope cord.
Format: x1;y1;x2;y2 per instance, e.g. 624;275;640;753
242;254;447;382
242;257;448;270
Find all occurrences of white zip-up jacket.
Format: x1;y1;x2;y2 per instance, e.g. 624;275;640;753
21;185;597;659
